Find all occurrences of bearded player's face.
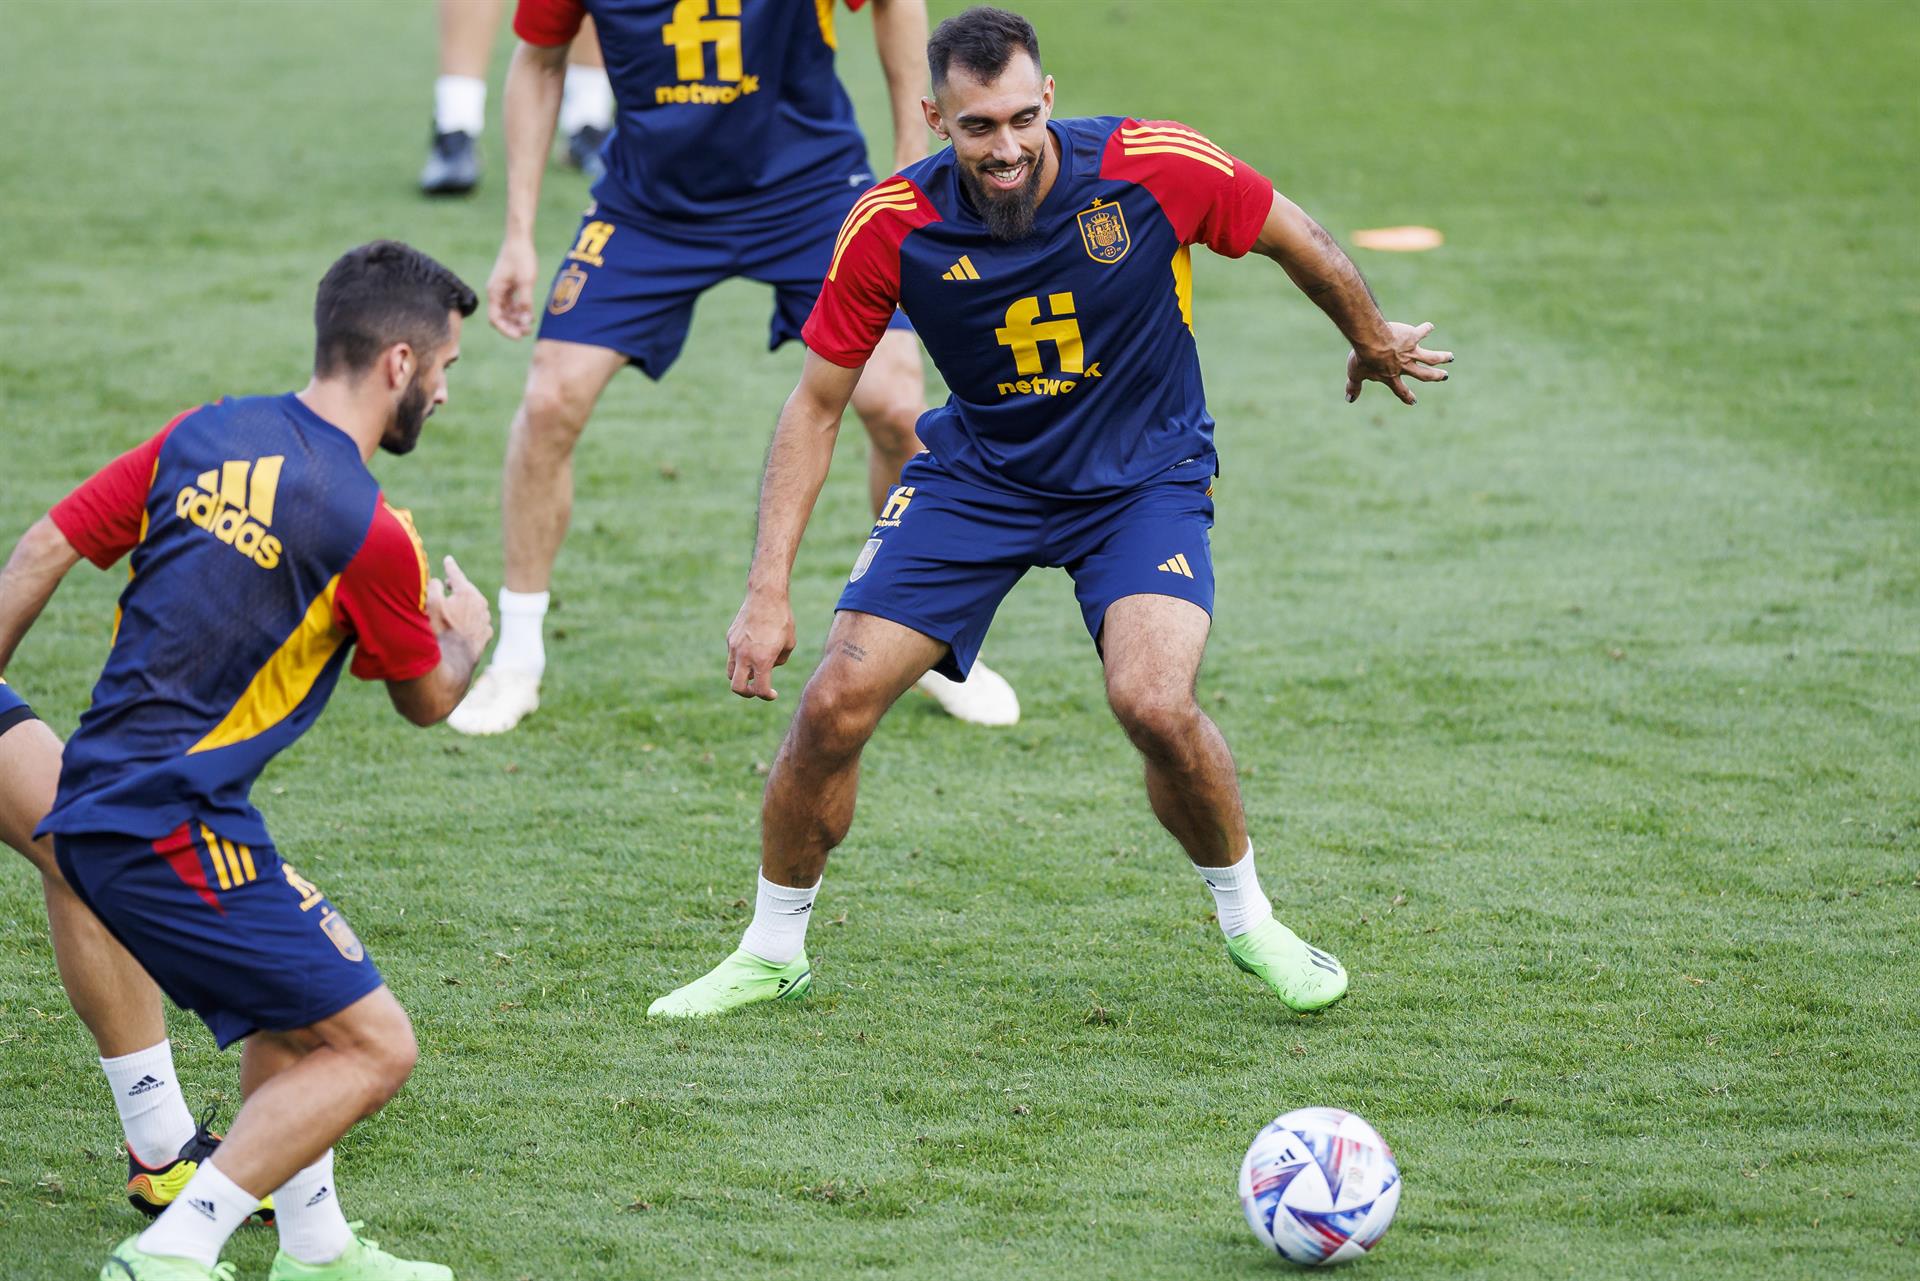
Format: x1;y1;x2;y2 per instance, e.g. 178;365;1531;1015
928;51;1055;241
382;312;462;456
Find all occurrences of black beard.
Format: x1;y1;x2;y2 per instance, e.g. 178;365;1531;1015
381;374;431;456
960;153;1045;242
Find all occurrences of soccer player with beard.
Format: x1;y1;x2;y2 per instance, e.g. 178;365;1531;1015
650;6;1452;1018
0;242;493;1280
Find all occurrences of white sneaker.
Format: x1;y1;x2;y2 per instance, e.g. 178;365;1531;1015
447;665;541;735
916;658;1020;726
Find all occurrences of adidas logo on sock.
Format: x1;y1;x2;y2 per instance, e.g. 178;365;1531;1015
305;1185;332;1207
189;1197;218;1220
126;1074;165;1096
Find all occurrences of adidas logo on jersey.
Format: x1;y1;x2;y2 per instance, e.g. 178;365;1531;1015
942;255;982;281
1157;553;1196;578
175;457;284;569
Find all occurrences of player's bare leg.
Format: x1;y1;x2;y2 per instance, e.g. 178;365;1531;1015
1100;594;1347;1011
422;0;506;195
450;338;626;735
119;987;450;1278
0;715;221;1199
853;330;1020;726
650;612;945;1017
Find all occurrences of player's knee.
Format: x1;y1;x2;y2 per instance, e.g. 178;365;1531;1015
1110;685;1202;759
517;372;593;451
364;1009;419;1105
859;401;922;461
794;677;881;761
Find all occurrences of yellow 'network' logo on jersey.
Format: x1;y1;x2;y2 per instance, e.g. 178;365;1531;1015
993;293;1104;398
657;0;760;104
175;456;284;569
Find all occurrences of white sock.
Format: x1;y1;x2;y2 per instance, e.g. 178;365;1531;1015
738;873;819;965
136;1159;257;1269
1195;841;1273;938
491;588;550;675
100;1041;197;1167
272;1149;353;1266
434;74;487;136
559;65;614;134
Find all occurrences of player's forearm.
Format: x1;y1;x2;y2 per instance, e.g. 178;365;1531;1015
870;0;931;169
746;388;849;596
501;41;568;240
0;517;81;675
1255;193;1395;359
388;637;481;727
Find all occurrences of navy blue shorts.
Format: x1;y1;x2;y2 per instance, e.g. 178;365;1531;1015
838;454;1216;681
56;824;383;1048
537;193;912;379
0;679;33;737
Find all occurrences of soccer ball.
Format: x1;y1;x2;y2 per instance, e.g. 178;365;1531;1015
1239;1107;1401;1266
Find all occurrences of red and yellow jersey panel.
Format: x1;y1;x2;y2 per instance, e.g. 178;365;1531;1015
39;393;439;846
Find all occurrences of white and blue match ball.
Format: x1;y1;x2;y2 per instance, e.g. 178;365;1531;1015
1239;1107;1401;1267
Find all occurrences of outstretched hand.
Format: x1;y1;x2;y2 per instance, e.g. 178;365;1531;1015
1347;321;1453;405
427;555;493;659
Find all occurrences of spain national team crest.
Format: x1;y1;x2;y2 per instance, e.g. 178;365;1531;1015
548;264;589;316
1077;198;1130;265
319;909;366;963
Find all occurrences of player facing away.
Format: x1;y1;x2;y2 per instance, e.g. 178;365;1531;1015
649;7;1452;1018
0;678;276;1224
449;0;1022;736
1;242;492;1281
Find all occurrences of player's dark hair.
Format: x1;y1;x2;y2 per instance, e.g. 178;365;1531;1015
312;240;477;378
928;6;1041;90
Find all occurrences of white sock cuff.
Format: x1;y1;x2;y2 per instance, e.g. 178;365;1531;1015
273;1149;352;1266
138;1159;257;1268
499;587;550;617
1196;841;1272;937
560;65;614;133
739;874;821;966
434;75;487;136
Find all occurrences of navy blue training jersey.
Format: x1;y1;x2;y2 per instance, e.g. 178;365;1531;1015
516;0;876;227
803;116;1277;499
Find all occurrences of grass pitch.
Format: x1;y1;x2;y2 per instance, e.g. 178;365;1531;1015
2;2;1916;1277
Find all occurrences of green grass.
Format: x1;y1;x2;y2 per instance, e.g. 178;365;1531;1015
2;0;1917;1276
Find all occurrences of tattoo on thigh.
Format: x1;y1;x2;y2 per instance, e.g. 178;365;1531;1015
839;641;868;663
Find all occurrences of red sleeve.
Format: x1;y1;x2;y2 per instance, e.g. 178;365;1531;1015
844;0;869;8
514;0;586;47
334;501;441;683
801;178;940;368
48;407;195;569
1101;119;1274;259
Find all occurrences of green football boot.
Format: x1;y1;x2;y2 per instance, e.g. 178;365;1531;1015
1226;917;1349;1011
268;1224;452;1281
647;947;812;1017
99;1235;235;1280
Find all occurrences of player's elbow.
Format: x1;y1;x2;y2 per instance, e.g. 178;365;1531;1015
387;668;462;727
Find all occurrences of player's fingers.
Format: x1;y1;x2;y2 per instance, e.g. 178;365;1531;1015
1411;321;1435;342
1387;374;1417;405
442;555;468;586
427;578;447;606
1413;346;1454;365
1405;364;1449;383
1346;375;1362;403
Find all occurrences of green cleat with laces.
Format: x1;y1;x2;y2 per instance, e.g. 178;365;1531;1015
1226;917;1349;1011
647;947;813;1017
267;1223;452;1280
99;1235;234;1280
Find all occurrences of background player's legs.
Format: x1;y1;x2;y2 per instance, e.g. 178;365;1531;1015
561;17;614;178
135;987;422;1270
422;0;504;195
848;328;928;517
453;339;625;733
0;718;193;1165
1100;593;1347;1011
1099;594;1245;867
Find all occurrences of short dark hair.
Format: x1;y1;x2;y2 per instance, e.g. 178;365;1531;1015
928;6;1041;90
313;240;477;378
